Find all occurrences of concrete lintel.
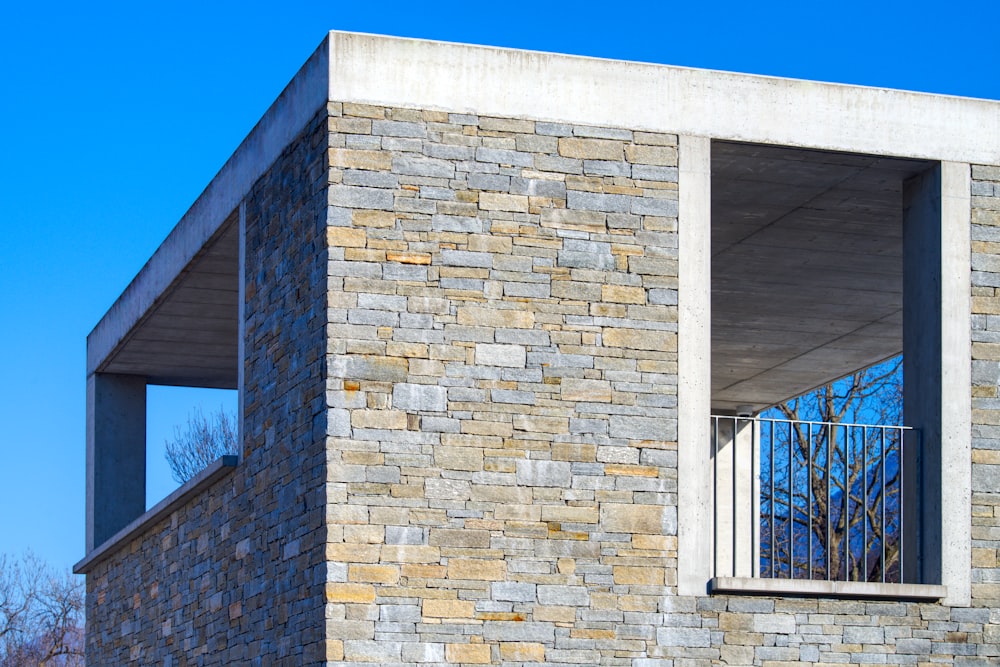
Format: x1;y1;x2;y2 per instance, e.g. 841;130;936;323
86;36;330;376
76;456;238;573
327;31;1000;165
711;577;947;601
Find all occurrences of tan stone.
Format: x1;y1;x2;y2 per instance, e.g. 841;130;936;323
500;642;545;661
480;192;529;212
468;234;513;253
448;558;506;580
423;598;475;618
533;605;576;622
602;284;646;304
446;643;491;664
601;503;667;534
435;446;484;471
351;409;407;429
540;208;607;233
380;546;440;563
624;144;677;165
972;449;1000;464
329;148;392;171
457;306;534;328
325;583;376;603
558;137;623;160
386;251;431;264
632;534;673;551
560;378;612;402
605;464;659;477
512;414;569;434
349;564;399;584
603;327;675;352
552;442;597;461
613;565;664;585
540;505;599;523
972;547;997;567
327;226;367;248
352;210;396;228
326;543;380;563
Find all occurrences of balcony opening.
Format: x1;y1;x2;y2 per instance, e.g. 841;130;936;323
709;141;939;588
146;385;239;509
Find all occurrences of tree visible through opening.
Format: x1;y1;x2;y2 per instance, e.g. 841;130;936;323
758;355;903;583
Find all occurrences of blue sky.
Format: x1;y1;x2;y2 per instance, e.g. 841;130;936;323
1;0;997;574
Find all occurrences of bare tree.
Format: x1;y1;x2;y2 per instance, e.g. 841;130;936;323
759;356;903;583
0;553;84;667
164;407;239;484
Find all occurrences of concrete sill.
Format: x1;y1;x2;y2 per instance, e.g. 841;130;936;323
73;456;238;575
711;577;947;601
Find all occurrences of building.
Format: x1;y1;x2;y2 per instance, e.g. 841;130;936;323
74;32;1000;665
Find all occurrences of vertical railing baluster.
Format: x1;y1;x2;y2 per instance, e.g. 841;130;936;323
713;416;718;577
807;422;813;580
770;419;775;578
732;416;738;577
826;421;832;580
881;427;886;583
898;426;904;583
788;420;794;578
863;426;868;583
844;424;850;581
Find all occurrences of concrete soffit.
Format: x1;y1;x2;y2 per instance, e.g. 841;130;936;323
86;35;331;379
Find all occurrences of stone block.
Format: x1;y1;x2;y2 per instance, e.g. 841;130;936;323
613;566;665;585
458;306;534;328
656;626;710;647
500;643;546;662
329;148;392;171
434;446;484;472
325;583;376;603
492;582;537;602
423;599;475;618
516;459;572;487
480;192;529;212
601;503;671;534
558;137;624;160
445;643;491;664
476;343;527;367
351;409;407;430
392;383;447;412
448;558;507;581
401;643;446;663
513;415;569;434
602;284;646;304
537;585;589;606
603;328;675;351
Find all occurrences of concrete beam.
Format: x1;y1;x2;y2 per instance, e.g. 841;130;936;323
328;31;1000;165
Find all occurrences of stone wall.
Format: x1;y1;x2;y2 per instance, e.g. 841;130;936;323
320;108;1000;665
83;109;330;666
322;104;680;665
970;164;1000;613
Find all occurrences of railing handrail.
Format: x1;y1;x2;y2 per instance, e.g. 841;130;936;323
710;414;914;432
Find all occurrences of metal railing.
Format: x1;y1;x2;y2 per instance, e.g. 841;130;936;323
711;415;914;583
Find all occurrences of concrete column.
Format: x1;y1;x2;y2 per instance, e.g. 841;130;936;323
902;162;971;605
677;135;713;596
86;373;146;552
713;416;760;578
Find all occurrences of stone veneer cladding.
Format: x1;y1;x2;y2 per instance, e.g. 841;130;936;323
322;103;680;665
84;109;330;665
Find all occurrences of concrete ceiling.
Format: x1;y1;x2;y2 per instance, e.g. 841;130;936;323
98;212;239;389
711;141;932;413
